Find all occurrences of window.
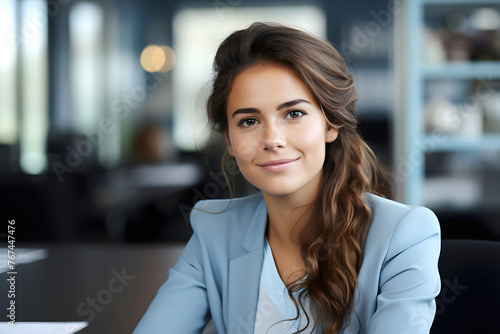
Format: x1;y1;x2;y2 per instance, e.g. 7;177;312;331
0;0;17;145
19;0;49;174
0;0;49;174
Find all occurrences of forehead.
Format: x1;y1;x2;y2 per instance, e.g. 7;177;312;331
227;63;317;111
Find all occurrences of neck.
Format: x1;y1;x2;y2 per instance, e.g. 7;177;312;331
262;171;322;251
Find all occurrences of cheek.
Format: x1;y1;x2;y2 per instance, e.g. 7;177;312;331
299;136;326;162
292;123;327;158
231;133;259;162
231;138;260;184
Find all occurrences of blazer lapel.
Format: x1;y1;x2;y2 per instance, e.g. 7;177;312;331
227;196;268;334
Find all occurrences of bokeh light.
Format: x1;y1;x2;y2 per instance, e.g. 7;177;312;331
140;44;176;73
470;8;500;31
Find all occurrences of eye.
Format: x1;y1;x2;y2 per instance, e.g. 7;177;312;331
285;110;306;119
238;118;258;127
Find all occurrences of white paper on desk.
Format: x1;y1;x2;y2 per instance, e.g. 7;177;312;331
0;322;88;333
0;248;48;274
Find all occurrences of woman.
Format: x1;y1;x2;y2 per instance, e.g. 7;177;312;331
134;22;440;334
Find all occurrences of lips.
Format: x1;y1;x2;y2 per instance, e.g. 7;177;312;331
256;158;299;172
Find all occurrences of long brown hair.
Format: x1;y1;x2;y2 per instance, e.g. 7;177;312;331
206;22;391;333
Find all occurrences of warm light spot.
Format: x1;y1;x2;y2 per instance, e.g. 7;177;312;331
140;45;176;73
159;46;176;72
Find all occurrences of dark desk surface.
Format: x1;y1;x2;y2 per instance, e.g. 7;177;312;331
0;243;185;333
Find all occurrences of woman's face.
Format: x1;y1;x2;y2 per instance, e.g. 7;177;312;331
225;63;338;198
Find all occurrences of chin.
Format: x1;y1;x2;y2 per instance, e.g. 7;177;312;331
261;189;296;197
256;182;302;197
251;174;322;199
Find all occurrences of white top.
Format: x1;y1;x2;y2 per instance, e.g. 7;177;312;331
253;238;320;334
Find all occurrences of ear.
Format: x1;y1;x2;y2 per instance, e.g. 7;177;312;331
224;131;235;156
325;126;338;143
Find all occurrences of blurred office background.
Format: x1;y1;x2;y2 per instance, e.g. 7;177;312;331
0;0;399;244
1;0;500;333
1;0;499;244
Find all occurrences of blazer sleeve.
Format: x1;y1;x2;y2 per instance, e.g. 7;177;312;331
133;207;211;334
368;206;441;334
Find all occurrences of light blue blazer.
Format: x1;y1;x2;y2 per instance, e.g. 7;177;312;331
134;192;441;333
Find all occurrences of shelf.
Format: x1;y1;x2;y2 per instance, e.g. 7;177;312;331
423;134;500;151
396;0;500;206
426;201;500;214
422;62;500;80
425;196;500;213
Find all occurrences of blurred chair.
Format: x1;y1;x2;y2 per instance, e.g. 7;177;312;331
431;239;500;333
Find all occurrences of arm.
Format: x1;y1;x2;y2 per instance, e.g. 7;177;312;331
133;225;211;333
368;207;441;334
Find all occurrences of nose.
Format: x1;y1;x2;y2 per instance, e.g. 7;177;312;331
261;124;286;151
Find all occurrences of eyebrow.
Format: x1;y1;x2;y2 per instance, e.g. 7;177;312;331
231;99;311;118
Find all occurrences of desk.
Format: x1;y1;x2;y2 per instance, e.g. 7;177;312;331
0;244;185;333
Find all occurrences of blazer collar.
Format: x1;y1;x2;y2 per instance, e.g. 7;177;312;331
242;193;268;252
227;193;268;333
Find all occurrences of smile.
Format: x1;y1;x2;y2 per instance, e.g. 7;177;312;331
256;158;299;172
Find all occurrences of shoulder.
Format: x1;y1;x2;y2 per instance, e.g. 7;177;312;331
356;195;441;333
364;193;441;257
366;193;440;234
